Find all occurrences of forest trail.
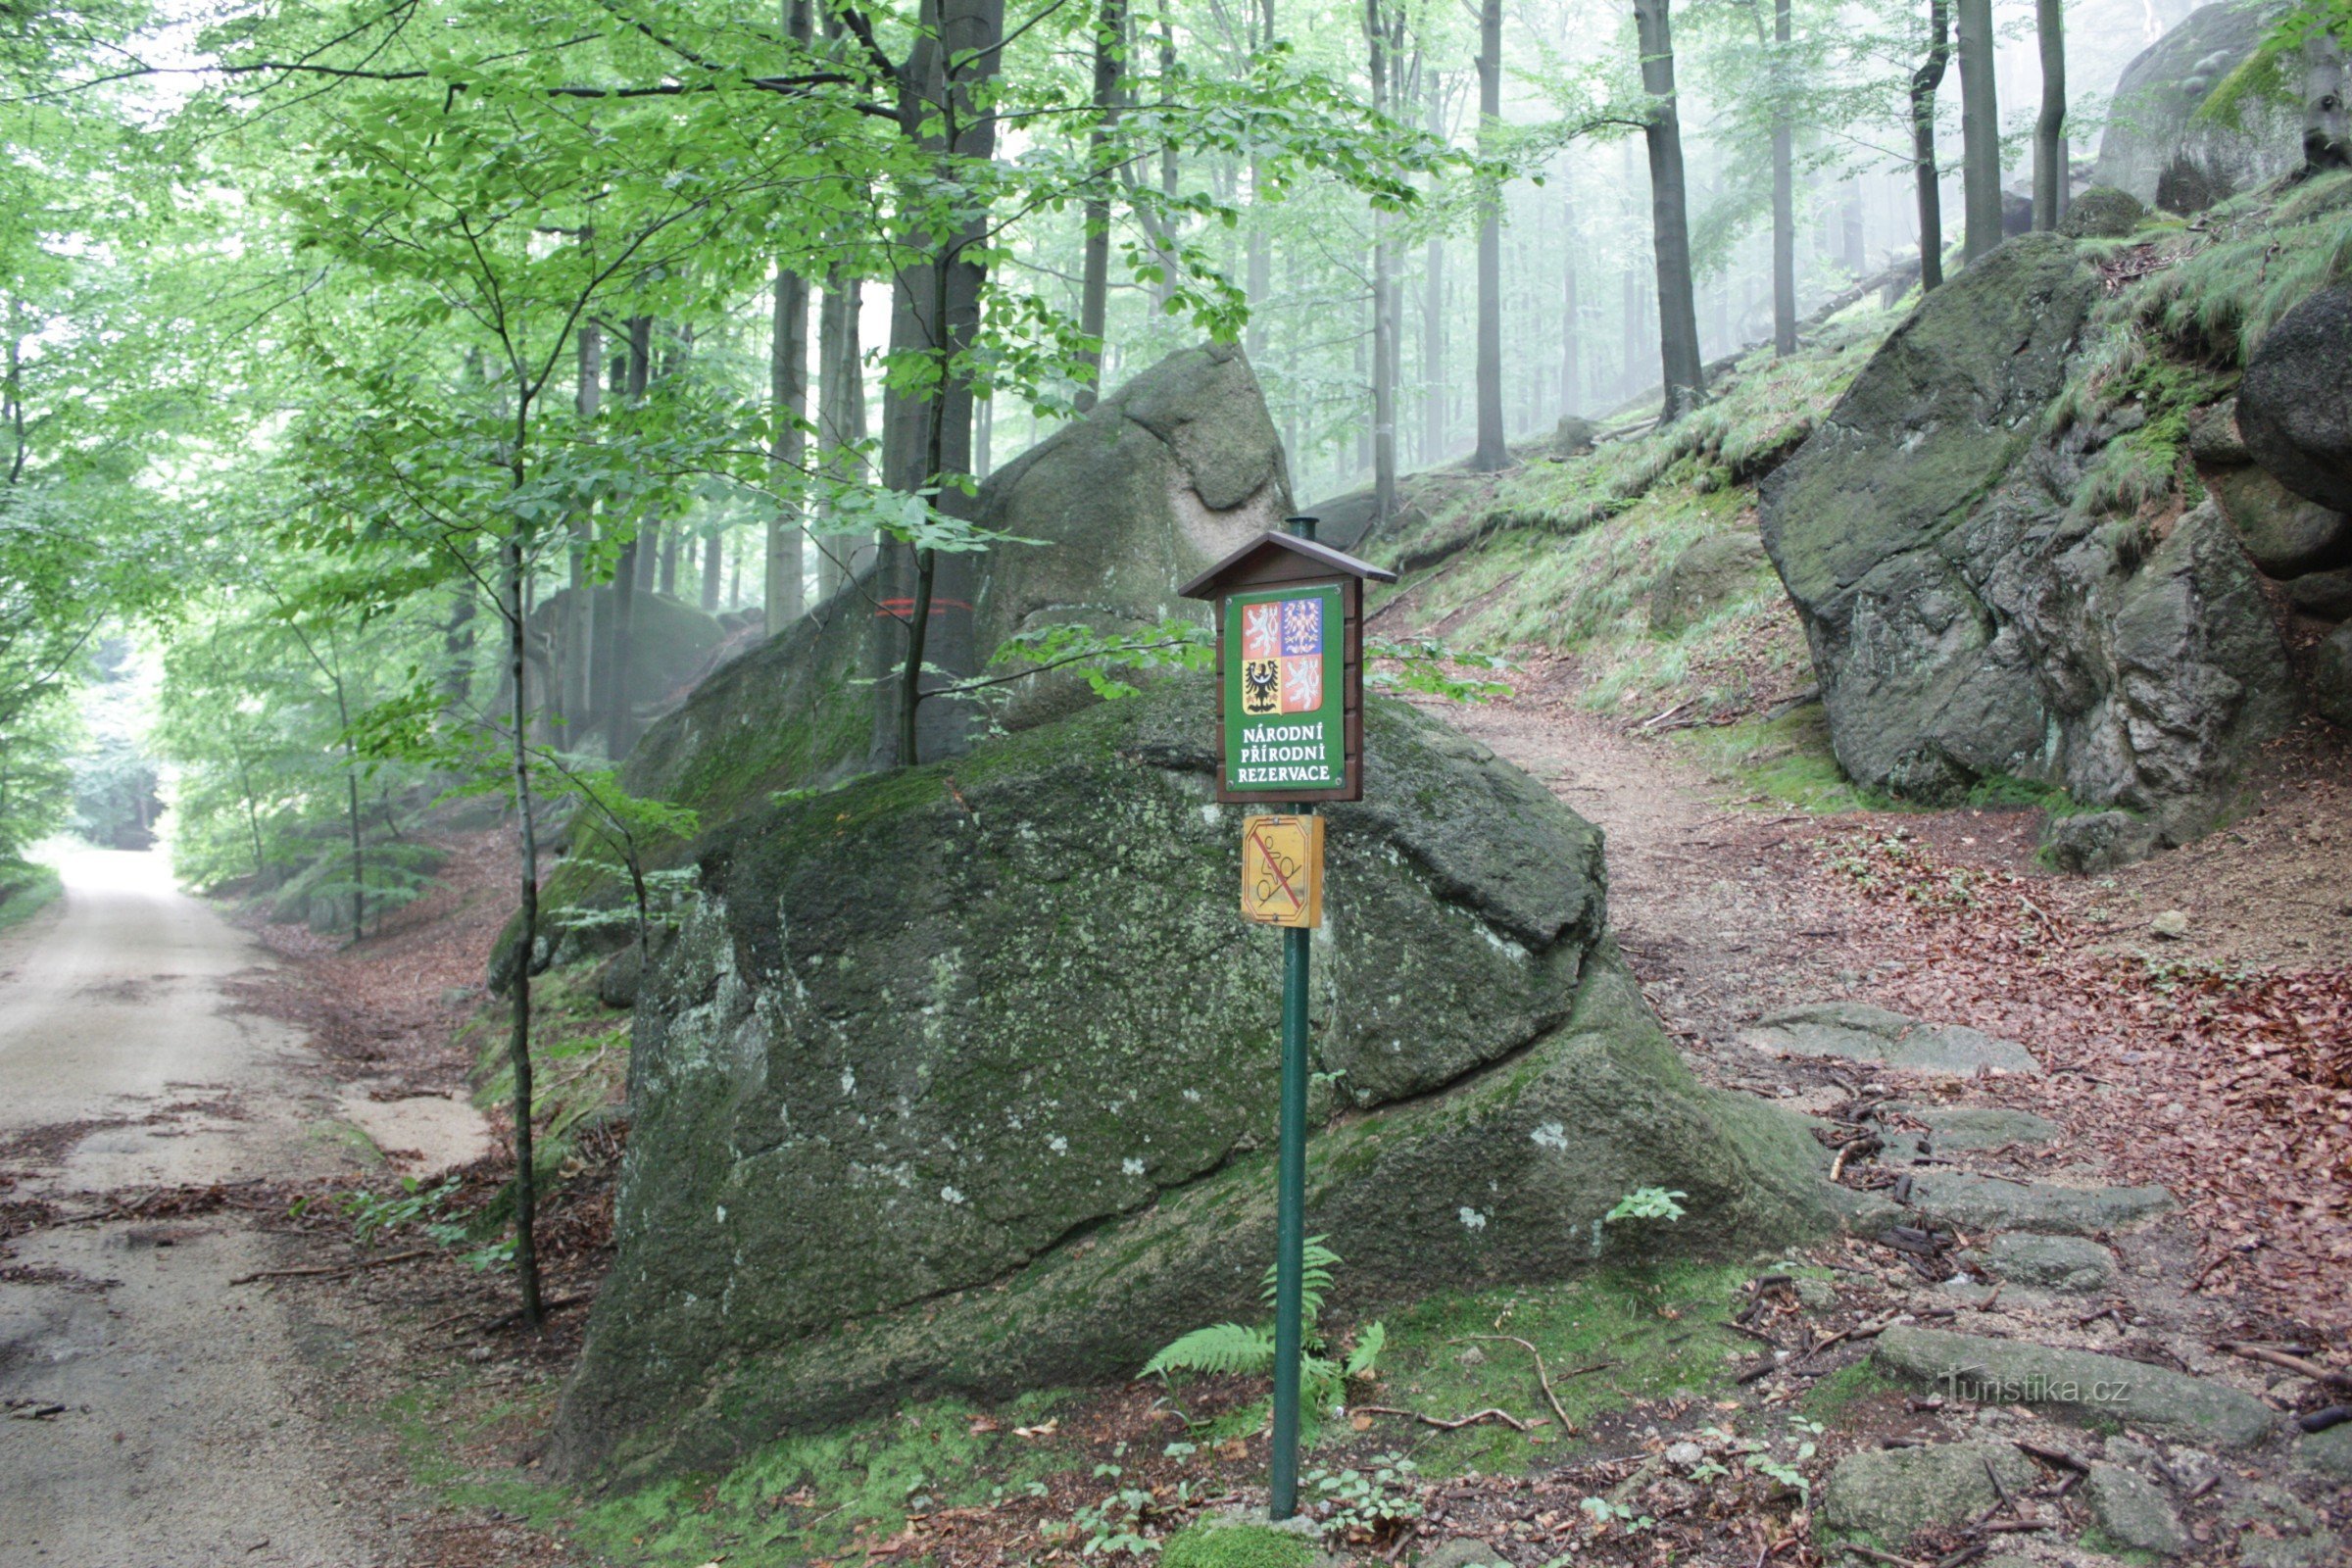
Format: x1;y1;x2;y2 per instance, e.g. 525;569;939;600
1425;661;1854;1052
0;851;391;1568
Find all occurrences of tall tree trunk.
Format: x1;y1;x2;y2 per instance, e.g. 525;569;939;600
1366;0;1396;521
1771;0;1796;356
1153;2;1179;316
1559;170;1580;416
1956;0;2001;264
606;317;651;759
878;0;1004;768
2033;0;2067;229
1912;0;1953;291
1471;0;1505;469
816;268;864;601
1244;0;1277;365
1075;0;1126;412
1422;71;1446;463
767;262;809;634
1634;0;1705;423
702;527;723;610
502;516;544;1332
566;319;600;727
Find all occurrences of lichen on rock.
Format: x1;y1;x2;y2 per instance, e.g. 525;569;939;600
550;679;1837;1477
1759;232;2299;856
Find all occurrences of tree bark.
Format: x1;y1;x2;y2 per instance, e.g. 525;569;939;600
1245;0;1276;365
1075;0;1125;412
816;268;864;601
1911;0;1953;291
1956;0;2001;265
605;316;651;759
766;261;809;634
1771;0;1796;356
1366;0;1396;521
1422;71;1446;464
566;318;599;727
1634;0;1705;423
877;0;1004;768
502;521;543;1332
1559;169;1580;416
2033;0;2067;229
1470;0;1505;469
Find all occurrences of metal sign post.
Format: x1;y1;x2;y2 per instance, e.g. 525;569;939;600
1180;516;1396;1521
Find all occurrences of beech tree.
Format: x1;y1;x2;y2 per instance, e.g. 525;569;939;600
1956;0;2001;263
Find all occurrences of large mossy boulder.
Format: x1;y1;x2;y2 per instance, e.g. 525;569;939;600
552;680;1837;1477
2238;282;2352;514
973;341;1292;729
2093;3;2304;213
620;345;1289;823
1759;233;2297;843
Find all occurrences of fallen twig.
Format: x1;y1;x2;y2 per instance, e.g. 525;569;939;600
2215;1341;2352;1389
1833;1545;1923;1568
2296;1405;2351;1434
1448;1335;1595;1435
1352;1404;1534;1433
476;1293;592;1333
2012;1439;2086;1471
229;1248;434;1287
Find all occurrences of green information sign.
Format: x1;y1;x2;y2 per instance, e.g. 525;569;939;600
1221;582;1345;794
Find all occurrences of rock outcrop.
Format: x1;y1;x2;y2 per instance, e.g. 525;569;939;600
553;680;1837;1477
2094;4;2305;213
620;344;1291;820
2237;283;2352;514
1759;233;2298;841
970;341;1292;729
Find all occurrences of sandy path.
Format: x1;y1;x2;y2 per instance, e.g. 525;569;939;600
1423;664;1856;1057
0;851;389;1568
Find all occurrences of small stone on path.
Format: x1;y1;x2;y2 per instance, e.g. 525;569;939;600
1977;1233;2119;1293
1905;1173;2172;1236
1871;1326;2278;1450
1741;1003;2041;1076
1820;1442;2037;1544
2082;1462;2187;1556
2295;1421;2352;1481
2150;909;2190;939
1900;1103;2061;1150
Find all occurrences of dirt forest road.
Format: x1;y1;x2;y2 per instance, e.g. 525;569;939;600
0;850;387;1568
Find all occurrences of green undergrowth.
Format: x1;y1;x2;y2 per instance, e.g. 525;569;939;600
0;857;60;933
1340;1259;1753;1477
1365;313;1899;738
1800;1360;1896;1427
1671;706;1891;815
461;959;631;1183
1160;1520;1319;1568
374;1260;1766;1565
2044;173;2352;526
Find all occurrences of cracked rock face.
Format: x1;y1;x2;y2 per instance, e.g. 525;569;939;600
973;341;1295;731
1759;233;2298;846
555;681;1836;1477
620;344;1291;820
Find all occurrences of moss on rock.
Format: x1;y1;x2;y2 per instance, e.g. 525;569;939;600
551;679;1836;1478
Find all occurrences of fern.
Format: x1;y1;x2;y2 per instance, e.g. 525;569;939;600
1142;1322;1274;1381
1258;1237;1341;1326
1344;1321;1386;1380
1144;1240;1388;1411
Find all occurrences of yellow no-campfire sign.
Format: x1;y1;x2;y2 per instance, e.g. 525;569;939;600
1241;814;1323;928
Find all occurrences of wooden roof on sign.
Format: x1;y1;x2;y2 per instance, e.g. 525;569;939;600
1176;530;1400;600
